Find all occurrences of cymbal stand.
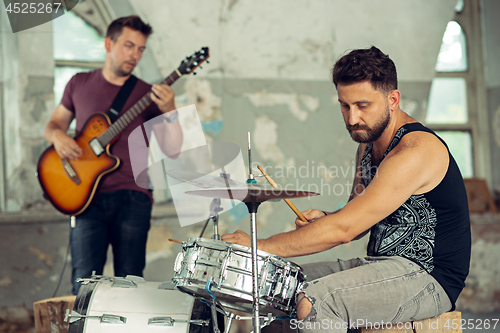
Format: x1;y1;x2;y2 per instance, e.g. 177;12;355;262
246;131;262;333
246;201;261;333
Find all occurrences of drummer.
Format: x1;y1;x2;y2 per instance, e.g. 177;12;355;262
221;46;471;332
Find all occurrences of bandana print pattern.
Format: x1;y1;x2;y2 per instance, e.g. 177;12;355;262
362;126;436;273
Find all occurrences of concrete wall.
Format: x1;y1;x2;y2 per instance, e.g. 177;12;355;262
0;9;54;212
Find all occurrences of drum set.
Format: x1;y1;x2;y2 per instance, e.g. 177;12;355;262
65;134;319;333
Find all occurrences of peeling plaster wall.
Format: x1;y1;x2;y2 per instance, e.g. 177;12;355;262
482;0;500;196
129;0;457;82
0;18;55;212
456;214;500;313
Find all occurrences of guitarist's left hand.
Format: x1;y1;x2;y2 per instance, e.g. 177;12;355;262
151;84;176;114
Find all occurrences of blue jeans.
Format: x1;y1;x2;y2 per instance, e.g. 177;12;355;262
264;256;452;333
69;190;152;294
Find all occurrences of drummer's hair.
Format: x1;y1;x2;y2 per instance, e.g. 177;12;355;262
106;15;152;41
332;46;397;95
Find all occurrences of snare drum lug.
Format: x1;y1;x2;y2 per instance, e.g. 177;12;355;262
111;277;138;288
100;314;127;324
187;251;199;275
219;250;231;284
173;252;185;273
158;281;176;290
148;316;174;326
124;275;146;283
259;260;270;291
148;316;210;327
76;273;112;285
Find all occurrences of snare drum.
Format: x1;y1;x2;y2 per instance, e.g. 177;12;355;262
172;238;306;317
67;275;207;333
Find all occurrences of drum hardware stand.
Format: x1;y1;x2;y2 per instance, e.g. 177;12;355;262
204;300;276;333
202;252;277;333
218;311;276;333
199;281;227;333
199;197;223;240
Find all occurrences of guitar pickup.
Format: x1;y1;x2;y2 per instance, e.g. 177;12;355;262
61;158;81;185
89;138;104;157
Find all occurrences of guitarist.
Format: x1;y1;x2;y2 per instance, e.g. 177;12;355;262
44;16;183;295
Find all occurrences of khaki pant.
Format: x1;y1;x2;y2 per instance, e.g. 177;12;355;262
264;256;452;333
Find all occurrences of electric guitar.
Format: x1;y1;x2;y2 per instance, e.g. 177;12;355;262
37;47;209;216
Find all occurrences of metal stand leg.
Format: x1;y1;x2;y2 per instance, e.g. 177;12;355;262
246;202;261;333
224;313;236;333
210;301;221;333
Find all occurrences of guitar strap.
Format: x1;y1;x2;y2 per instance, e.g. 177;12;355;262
106;75;138;123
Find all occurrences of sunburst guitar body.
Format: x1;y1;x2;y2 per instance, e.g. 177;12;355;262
37;113;118;215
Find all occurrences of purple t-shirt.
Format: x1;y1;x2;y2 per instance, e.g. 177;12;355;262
60;69;162;200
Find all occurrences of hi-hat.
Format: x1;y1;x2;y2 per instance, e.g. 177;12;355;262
166;170;246;188
185;186;319;203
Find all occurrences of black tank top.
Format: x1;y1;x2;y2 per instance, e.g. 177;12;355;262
362;122;471;308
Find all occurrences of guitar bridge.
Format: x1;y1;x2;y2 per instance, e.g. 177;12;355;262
89;138;104;156
61;158;81;185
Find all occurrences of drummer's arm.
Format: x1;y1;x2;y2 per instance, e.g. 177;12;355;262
349;144;370;240
253;142;436;258
297;144;368;240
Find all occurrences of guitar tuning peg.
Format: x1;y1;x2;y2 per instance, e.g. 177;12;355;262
193;72;197;75
206;60;210;64
199;66;203;69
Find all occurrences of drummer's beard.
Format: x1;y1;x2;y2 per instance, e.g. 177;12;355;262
347;106;390;143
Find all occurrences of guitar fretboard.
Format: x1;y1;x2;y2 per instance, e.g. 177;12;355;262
98;71;181;146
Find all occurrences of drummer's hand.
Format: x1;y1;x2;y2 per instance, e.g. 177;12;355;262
295;209;327;229
221;230;251;248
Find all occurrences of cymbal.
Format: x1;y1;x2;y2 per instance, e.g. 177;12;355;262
166;170;246;188
185;186;319;203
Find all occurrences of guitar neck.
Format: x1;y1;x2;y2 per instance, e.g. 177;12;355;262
98;70;181;146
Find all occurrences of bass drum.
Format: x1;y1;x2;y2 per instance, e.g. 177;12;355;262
68;275;213;333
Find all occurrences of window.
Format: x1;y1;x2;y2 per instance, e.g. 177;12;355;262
53;10;105;128
424;0;486;179
435;21;468;72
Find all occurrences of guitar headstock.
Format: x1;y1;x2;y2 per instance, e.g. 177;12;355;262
178;47;209;75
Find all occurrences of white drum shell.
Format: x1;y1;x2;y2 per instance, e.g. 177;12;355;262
71;278;195;333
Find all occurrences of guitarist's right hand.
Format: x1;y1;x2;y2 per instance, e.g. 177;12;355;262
52;130;82;160
45;105;83;160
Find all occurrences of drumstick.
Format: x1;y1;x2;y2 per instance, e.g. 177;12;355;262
168;238;186;244
257;165;308;223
